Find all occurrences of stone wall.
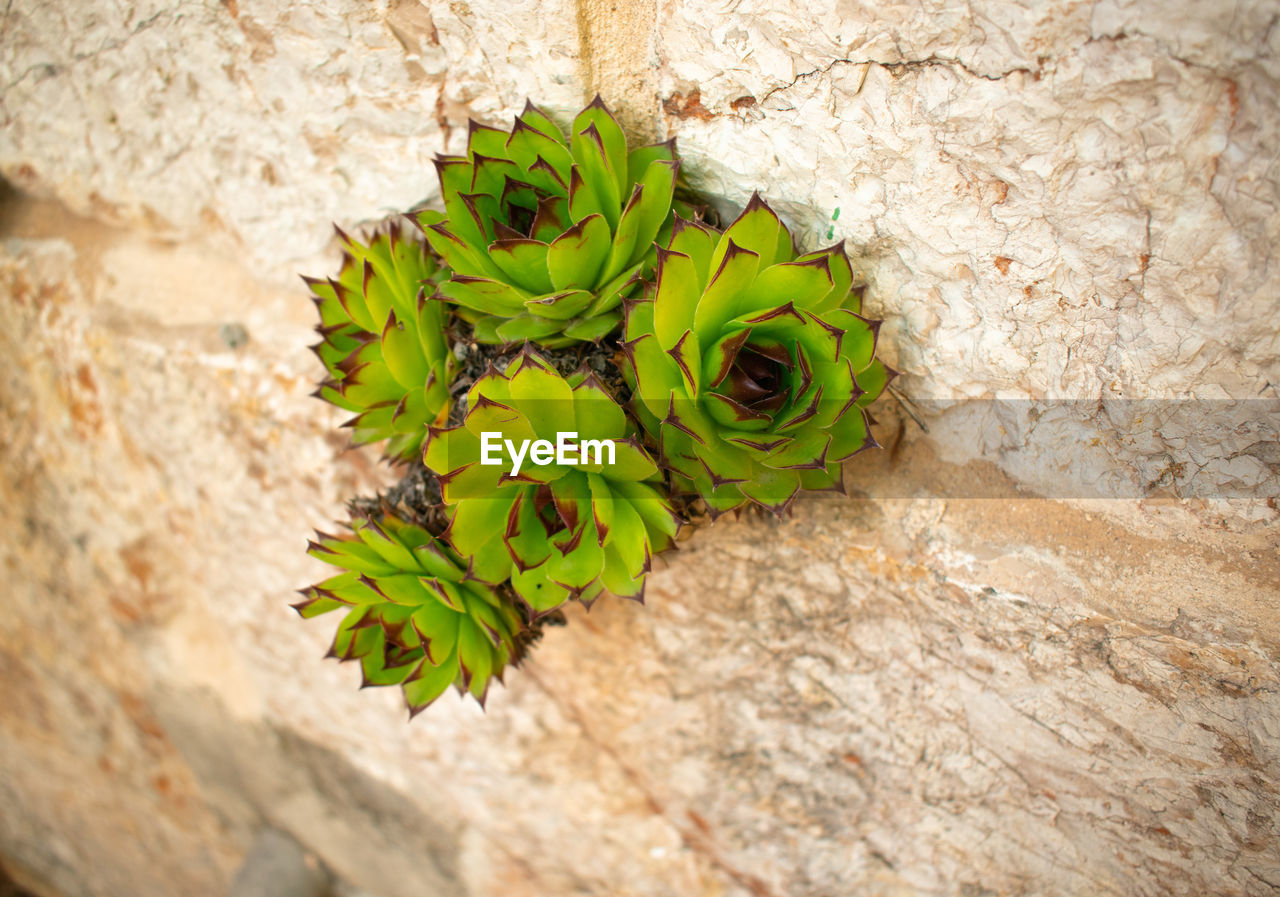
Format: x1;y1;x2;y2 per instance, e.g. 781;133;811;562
1;1;1277;895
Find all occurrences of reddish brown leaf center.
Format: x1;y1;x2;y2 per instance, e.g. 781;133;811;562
724;346;790;413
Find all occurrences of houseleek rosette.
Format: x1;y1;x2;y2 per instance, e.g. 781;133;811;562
623;195;892;515
424;350;680;612
297;511;525;712
305;224;451;462
417;97;680;347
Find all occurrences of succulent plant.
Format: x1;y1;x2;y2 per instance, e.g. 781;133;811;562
305;223;451;462
416;97;680;347
296;94;901;721
296;510;526;713
424;349;680;612
622;195;893;516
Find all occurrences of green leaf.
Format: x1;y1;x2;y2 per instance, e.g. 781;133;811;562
571;98;628;199
590;438;658;480
439;187;492;249
433;156;472;200
567;164;607;226
508;355;574;441
469;153;521;197
801;244;855;313
569;123;621;229
742;468;798;511
380;310;428;389
495;315;564;343
551;473;592;528
600;499;647;579
365;573;433;606
512;567;570;613
361;649;414;688
712;193;790;271
825;309;878;369
331;277;376;333
600;541;645;599
601;159;678;281
506;118;574;180
464;395;537;446
436;276;530;316
466;120;510;159
854;359;892;407
293;592;345;619
799;464;842;492
309;537;396;576
455;616;494;690
546;524;605;589
625;138;677;192
562;310;622;341
416;294;447;362
410;597;460;657
531;195;571;242
763;431;830;470
546;213;611;290
358;259;394;329
739;467;801;514
355;519;421;570
423;222;507;280
465;590;513;644
389;389;426;435
625;333;687;421
701;327;750;389
403;650;458;712
409;540;465;581
488;239;554;294
572;376;627;441
735;256;833;318
692;241;760;341
470;315;502;343
622;294;654;340
446;493;513;559
666;216;717;285
808;357;857;429
586;472;615;543
425;420;481;474
462;525;517;584
503;490;553;571
518;100;567;144
703;391;772;430
609;479;680;541
666;329;701;397
523;290;594;321
652;249;700;352
827;408;872;461
584;261;644;316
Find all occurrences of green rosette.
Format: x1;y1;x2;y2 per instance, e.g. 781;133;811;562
417;97;681;347
305;224;452;462
622;194;894;515
297;511;525;713
424;349;681;613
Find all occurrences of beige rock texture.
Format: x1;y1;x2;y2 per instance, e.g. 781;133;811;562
1;1;1278;896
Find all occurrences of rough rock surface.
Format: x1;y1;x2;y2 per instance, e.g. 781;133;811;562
1;2;1278;897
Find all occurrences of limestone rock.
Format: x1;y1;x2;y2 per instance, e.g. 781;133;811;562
0;2;1278;896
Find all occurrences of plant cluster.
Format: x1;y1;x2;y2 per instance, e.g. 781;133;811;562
298;97;893;716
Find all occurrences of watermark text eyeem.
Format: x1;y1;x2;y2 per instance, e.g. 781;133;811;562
479;432;615;476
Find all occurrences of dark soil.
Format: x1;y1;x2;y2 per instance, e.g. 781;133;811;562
444;319;631;427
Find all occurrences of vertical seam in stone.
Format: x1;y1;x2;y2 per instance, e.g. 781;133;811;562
573;0;660;141
573;0;598;107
